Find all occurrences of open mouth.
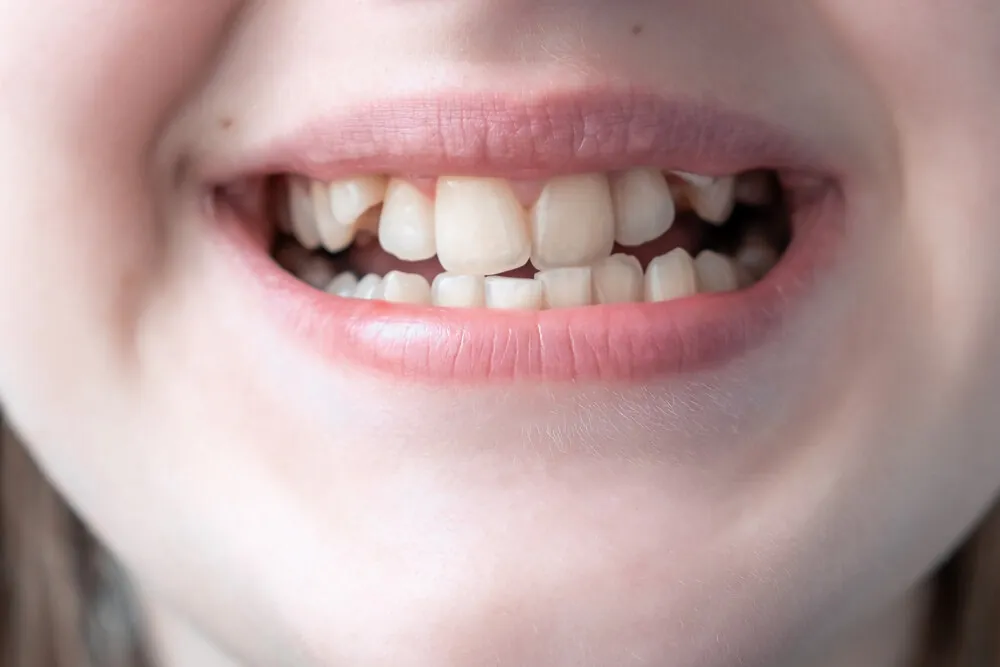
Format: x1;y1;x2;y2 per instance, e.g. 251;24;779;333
210;93;841;382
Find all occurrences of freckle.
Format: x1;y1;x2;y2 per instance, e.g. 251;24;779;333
631;24;643;36
220;117;234;130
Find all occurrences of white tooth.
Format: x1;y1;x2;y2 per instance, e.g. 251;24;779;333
695;250;739;293
312;181;355;252
735;172;773;205
380;271;432;305
354;274;383;300
431;274;486;308
289;177;321;250
611;169;676;247
484;277;544;310
378;180;436;261
535;267;593;309
645;248;698;302
435;177;531;275
592;254;644;304
671;171;716;188
530;173;615;270
735;233;779;281
690;176;736;225
325;272;359;296
329;175;388;226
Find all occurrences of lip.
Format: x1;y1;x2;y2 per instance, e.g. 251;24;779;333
209;89;845;383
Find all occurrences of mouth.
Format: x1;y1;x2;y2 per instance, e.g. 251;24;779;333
209;91;843;383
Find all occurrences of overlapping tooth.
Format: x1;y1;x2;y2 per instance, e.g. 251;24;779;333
530;173;615;270
329;175;388;226
735;172;773;206
325;272;359;296
484;277;544;310
432;274;486;308
380;271;432;305
312;181;355;252
689;176;736;225
354;274;383;300
378;179;436;261
436;177;531;275
592;254;644;304
694;250;739;293
535;267;593;309
289;177;321;249
735;232;780;280
611;169;676;247
645;248;698;302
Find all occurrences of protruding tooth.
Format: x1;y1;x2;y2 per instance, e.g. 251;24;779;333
289;177;321;250
530;174;615;270
735;172;774;206
611;169;676;247
689;176;736;225
645;248;698;302
535;267;593;309
329;175;388;227
484;277;544;310
380;271;432;305
325;272;359;296
378;180;436;261
354;274;383;300
435;177;531;275
312;181;355;252
431;274;486;308
694;250;739;293
735;232;779;281
592;254;644;304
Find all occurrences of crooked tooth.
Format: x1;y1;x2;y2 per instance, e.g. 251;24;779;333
735;172;774;206
694;250;739;293
436;177;531;275
354;274;383;300
325;272;359;296
535;267;593;309
736;232;780;281
289;177;321;250
611;168;676;247
378;179;436;261
432;274;486;308
312;181;355;252
671;171;716;188
484;277;544;310
380;271;432;305
645;249;698;302
530;173;615;270
330;175;388;227
689;176;736;225
592;254;643;304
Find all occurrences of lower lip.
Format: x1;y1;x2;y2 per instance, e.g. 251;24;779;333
217;191;842;384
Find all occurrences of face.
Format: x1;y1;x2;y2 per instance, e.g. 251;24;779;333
1;1;999;665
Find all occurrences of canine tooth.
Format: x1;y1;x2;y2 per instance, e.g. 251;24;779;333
380;271;432;305
484;277;544;310
378;180;436;261
695;250;739;293
312;181;355;252
592;254;644;304
435;177;531;275
736;233;780;281
329;175;388;227
735;172;773;205
530;173;615;270
432;274;486;308
645;248;698;302
535;267;593;309
325;272;359;296
289;177;321;250
612;169;676;247
354;274;383;300
689;176;736;225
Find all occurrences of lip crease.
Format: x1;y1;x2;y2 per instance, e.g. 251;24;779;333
209;89;843;383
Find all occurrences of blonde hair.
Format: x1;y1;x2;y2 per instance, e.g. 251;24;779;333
1;420;996;667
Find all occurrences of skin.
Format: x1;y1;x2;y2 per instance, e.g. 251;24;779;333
1;1;999;666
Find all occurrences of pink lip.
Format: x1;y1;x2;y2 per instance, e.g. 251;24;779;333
211;90;843;383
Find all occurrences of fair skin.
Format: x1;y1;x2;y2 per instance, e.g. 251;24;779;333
1;2;999;666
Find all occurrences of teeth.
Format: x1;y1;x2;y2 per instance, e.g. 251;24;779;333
735;232;780;281
671;171;716;188
312;181;355;253
689;176;736;225
611;169;676;247
379;271;432;305
329;175;388;227
378;179;437;261
432;274;486;308
535;267;593;309
530;173;615;270
735;172;774;206
354;274;383;300
592;254;644;304
289;177;322;250
645;248;698;302
435;177;531;275
484;277;544;310
694;250;740;293
325;272;359;296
